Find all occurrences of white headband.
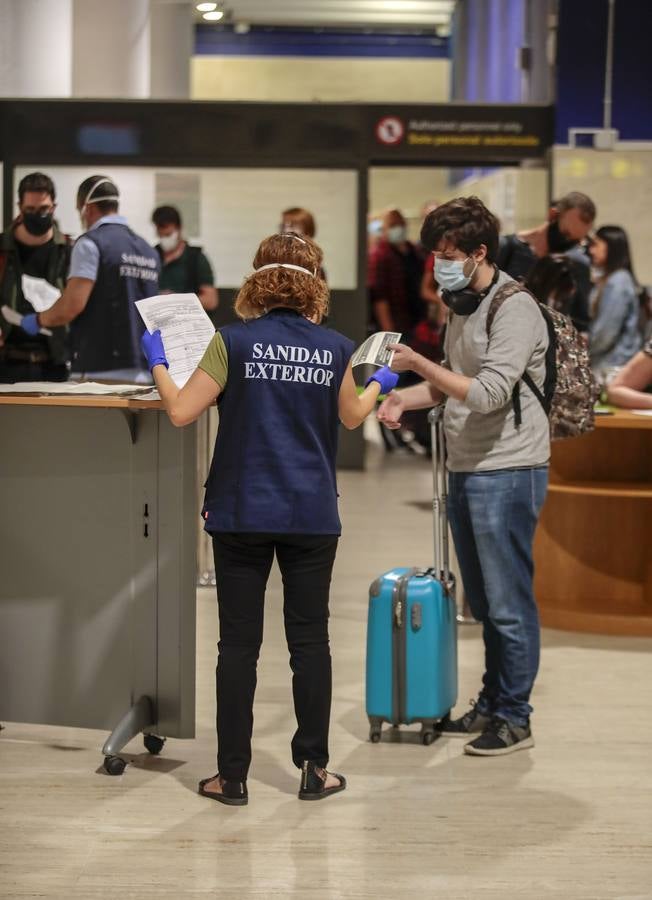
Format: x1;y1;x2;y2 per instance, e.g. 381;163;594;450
256;263;316;278
280;231;308;244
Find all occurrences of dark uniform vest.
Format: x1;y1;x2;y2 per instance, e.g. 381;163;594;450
71;222;160;373
202;308;354;535
0;226;71;365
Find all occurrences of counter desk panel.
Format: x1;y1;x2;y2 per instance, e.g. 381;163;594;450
0;395;197;771
534;410;652;636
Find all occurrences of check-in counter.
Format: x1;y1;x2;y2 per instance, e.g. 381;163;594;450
534;410;652;636
0;394;197;774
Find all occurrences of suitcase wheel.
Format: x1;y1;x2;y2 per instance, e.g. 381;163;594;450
368;718;383;743
420;723;437;746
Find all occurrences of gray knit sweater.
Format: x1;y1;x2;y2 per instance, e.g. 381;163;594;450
443;270;551;472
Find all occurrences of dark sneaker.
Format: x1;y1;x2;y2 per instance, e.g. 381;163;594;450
436;700;492;738
464;716;534;756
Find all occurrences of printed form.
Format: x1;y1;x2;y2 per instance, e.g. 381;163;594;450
136;293;215;388
351;331;402;369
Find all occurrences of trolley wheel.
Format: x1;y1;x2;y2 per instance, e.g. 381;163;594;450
143;733;166;755
104;755;126;776
422;731;436;746
369;729;382;743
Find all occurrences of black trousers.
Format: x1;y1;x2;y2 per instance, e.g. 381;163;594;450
212;532;339;782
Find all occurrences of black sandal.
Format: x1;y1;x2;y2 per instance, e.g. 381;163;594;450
198;774;248;806
298;760;347;801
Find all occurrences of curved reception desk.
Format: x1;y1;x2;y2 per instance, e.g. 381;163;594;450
534;410;652;636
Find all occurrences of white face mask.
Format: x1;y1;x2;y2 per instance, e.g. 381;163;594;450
387;225;407;245
434;256;478;292
159;231;181;253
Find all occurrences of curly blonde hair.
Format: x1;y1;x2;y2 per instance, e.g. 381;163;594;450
234;233;329;322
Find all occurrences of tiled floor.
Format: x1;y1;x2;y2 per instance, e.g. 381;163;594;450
1;448;651;899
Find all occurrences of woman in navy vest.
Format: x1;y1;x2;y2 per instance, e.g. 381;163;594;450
142;233;398;805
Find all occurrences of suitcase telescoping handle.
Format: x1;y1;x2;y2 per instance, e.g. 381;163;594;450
428;405;450;581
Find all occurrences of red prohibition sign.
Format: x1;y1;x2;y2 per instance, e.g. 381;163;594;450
376;116;406;146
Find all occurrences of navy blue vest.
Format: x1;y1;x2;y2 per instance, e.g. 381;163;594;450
203;308;355;535
71;223;160;372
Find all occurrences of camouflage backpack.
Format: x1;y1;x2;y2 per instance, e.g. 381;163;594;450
486;281;600;440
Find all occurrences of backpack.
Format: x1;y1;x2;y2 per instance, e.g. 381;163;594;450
486;280;600;441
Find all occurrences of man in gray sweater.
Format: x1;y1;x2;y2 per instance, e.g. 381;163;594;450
378;196;550;757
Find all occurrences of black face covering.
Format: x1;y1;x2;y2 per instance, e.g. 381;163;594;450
547;219;577;254
22;211;54;237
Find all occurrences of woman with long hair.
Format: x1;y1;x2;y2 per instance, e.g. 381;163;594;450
588;225;641;373
525;254;576;312
140;233;396;805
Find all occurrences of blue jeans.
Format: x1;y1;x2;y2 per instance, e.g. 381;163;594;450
447;467;548;726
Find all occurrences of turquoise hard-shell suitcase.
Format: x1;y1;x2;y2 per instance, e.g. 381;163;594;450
366;408;457;744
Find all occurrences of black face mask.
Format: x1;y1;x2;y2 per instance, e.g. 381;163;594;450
22;211;53;237
547;219;577;254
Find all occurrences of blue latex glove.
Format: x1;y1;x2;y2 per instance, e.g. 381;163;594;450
365;365;399;395
141;329;169;372
21;313;40;336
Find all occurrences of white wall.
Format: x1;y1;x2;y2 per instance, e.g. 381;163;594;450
369;166;549;241
14;166;358;290
192;56;450;103
553;146;652;285
0;0;73;97
439;167;548;233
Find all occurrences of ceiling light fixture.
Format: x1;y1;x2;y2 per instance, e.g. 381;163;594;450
196;3;217;12
203;10;224;21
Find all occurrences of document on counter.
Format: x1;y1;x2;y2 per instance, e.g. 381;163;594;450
136;293;215;388
21;275;61;312
350;331;402;369
0;382;153;395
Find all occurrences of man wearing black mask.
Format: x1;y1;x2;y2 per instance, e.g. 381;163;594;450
0;172;70;382
497;191;596;334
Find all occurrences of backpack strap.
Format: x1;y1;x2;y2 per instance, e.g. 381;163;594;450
485;279;532;333
0;248;8;287
0;229;13;286
186;244;203;294
485;279;548;426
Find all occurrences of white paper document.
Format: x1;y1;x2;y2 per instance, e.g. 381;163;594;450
630;408;652;417
135;293;215;388
136;294;215;387
1;304;53;337
0;382;153;396
351;331;402;369
21;275;61;312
